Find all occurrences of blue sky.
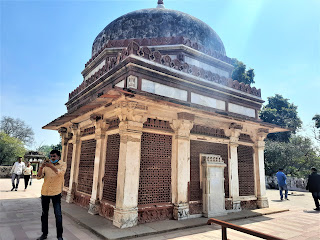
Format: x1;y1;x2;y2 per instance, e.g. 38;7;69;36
1;0;319;148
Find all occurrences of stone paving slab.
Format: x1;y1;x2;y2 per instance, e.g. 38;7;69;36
61;200;289;240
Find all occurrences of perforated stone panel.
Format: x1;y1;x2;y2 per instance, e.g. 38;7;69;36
64;143;73;187
143;118;173;132
102;134;120;203
77;139;96;195
190;141;229;203
138;133;172;205
191;125;228;139
238;145;255;196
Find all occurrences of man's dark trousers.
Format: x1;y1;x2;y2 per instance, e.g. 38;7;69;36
312;192;320;209
41;194;63;238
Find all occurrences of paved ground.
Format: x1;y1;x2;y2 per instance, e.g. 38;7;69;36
0;178;319;240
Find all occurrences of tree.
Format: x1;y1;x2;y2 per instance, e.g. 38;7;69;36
0;116;34;145
260;94;302;142
264;135;320;177
312;114;320;142
231;59;255;85
37;142;62;157
0;132;26;165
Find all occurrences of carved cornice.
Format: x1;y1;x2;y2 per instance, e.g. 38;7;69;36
69;41;261;100
115;100;148;123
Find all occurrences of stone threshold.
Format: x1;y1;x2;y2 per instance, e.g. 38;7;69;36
61;201;288;240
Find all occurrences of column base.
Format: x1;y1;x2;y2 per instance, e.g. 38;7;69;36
173;203;189;220
257;197;269;208
232;200;242;211
66;191;73;203
88;199;100;215
113;207;138;228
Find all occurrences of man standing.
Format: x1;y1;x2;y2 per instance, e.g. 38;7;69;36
10;157;25;191
306;167;320;211
276;168;289;200
36;150;66;240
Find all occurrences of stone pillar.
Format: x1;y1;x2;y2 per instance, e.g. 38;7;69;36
170;112;194;220
254;129;269;208
66;124;80;203
59;127;72;162
201;154;227;217
88;115;109;215
113;101;147;228
227;123;242;211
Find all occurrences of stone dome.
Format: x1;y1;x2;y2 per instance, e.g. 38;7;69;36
92;7;226;56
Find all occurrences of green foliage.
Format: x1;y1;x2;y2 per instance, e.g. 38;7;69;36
264;135;320;177
260;94;302;142
231;59;255;85
0;132;26;165
37;142;62;157
0;116;34;145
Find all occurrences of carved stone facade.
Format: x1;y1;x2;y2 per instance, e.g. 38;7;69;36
45;0;287;230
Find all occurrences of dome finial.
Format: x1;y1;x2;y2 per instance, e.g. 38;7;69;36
157;0;165;8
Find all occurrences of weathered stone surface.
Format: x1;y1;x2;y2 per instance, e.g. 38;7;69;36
92;8;225;56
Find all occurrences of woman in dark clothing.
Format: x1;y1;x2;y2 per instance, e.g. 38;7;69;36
23;162;33;191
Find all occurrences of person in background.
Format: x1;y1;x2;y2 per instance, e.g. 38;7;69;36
10;157;25;191
306;167;320;211
276;168;289;200
36;150;66;240
23;162;33;191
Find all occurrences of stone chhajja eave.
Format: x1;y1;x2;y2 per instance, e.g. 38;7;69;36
69;41;261;101
44;89;287;135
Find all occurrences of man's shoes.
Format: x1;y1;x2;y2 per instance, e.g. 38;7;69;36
314;208;320;211
57;237;64;240
11;187;14;191
15;188;17;191
36;235;47;240
280;198;283;201
285;198;289;200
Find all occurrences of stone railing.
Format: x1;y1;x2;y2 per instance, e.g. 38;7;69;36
0;166;12;178
69;41;261;101
266;176;308;191
88;36;234;67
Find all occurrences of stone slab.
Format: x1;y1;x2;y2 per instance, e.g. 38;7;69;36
61;199;289;240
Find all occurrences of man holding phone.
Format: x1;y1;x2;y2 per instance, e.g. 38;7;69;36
36;150;66;240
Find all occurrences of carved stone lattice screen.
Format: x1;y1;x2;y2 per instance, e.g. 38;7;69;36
190;141;229;201
138;133;172;205
77;139;96;195
238;145;255;196
102;134;120;203
64;143;73;187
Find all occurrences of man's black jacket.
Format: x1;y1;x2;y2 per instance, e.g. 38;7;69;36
306;172;320;192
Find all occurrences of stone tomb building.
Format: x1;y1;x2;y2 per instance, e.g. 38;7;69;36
44;1;286;228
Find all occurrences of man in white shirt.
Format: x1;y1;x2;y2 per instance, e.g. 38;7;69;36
10;157;25;191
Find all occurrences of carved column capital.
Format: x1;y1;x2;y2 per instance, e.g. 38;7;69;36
255;128;269;149
170;114;194;140
70;124;80;145
90;115;109;139
59;127;73;146
225;123;242;144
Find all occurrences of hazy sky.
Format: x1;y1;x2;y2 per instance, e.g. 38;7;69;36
1;0;319;148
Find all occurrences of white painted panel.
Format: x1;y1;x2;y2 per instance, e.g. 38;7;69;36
142;79;187;101
185;56;229;78
191;92;225;110
115;80;124;88
84;60;106;81
228;103;256;118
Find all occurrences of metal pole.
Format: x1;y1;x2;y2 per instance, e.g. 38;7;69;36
222;226;227;240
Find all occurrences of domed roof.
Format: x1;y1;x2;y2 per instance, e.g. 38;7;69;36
92;7;226;56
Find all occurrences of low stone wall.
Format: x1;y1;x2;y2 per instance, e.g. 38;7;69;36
266;176;307;191
0;166;12;178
